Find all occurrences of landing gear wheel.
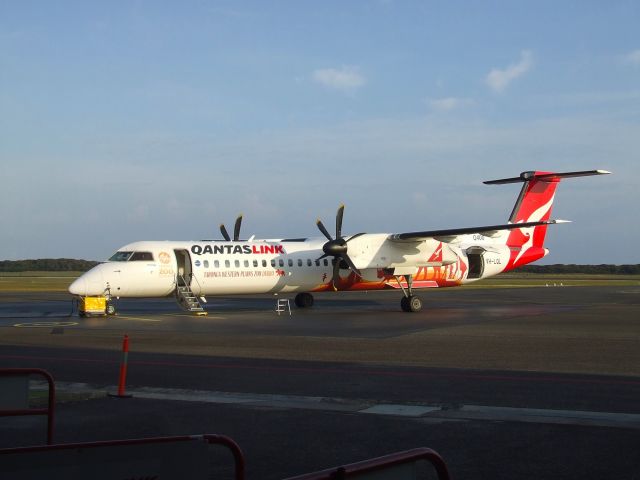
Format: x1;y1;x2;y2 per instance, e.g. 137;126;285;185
106;303;117;316
294;292;314;308
400;296;410;312
409;296;422;312
401;296;422;313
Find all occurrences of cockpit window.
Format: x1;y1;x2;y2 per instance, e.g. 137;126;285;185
130;252;154;261
108;251;154;262
109;251;133;262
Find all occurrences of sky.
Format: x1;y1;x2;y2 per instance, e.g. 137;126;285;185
1;1;638;263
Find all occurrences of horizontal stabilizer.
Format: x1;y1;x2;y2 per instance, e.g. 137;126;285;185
484;169;611;185
389;220;566;243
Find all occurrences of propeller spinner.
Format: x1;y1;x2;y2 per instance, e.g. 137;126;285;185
316;205;365;290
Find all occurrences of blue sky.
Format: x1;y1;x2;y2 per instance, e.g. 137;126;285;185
1;1;638;263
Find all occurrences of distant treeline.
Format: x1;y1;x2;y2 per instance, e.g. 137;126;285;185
0;258;638;274
0;259;100;272
519;264;640;275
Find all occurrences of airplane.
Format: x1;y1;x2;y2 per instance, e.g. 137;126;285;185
69;169;610;315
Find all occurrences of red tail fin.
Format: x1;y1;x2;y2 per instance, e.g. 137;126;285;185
505;171;558;249
484;169;610;268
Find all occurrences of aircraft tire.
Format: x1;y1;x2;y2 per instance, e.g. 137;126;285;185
401;296;422;312
400;296;410;312
409;296;422;312
294;292;314;308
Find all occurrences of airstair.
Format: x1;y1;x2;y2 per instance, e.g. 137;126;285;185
175;275;207;314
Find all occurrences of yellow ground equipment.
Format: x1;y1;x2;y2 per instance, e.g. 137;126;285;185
78;296;107;317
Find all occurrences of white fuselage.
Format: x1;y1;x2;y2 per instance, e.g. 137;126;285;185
69;234;520;299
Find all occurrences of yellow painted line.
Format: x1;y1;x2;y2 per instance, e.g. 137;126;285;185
159;313;226;320
116;315;163;323
14;321;79;328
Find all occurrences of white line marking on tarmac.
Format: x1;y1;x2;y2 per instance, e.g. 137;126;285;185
360;405;441;416
33;382;640;429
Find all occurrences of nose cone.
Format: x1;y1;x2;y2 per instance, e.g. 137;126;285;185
68;267;105;296
68;276;87;295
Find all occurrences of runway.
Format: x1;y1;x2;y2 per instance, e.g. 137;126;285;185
1;285;639;478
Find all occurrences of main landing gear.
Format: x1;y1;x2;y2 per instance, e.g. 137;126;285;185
395;275;422;313
294;292;314;308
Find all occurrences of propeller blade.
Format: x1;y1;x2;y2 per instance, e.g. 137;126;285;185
340;254;361;277
332;259;341;291
233;214;243;241
220;224;231;241
346;232;366;243
336;204;344;239
315;253;329;262
316;219;333;241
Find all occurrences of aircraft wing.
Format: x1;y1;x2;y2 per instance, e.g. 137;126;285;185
388;220;568;243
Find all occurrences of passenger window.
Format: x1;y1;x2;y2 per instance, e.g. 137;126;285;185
323;259;329;267
214;260;220;268
288;259;293;267
235;260;240;268
315;260;320;267
307;259;312;267
203;260;209;268
253;260;258;267
262;260;267;267
244;260;249;268
297;259;303;267
271;259;276;267
225;260;230;268
279;259;284;267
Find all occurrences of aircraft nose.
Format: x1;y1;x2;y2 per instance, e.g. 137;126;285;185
68;276;87;295
68;268;105;296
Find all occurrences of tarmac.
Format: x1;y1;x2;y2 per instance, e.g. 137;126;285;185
1;285;639;479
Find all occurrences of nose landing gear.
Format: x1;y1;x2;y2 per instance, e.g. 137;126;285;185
106;302;117;315
104;287;117;316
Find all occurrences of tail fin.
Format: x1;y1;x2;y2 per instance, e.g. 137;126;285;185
484;169;610;267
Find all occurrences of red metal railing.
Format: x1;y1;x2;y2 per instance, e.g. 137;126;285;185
283;447;451;480
0;368;56;445
206;434;246;480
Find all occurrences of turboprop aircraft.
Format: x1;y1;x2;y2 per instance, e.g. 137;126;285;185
69;169;610;314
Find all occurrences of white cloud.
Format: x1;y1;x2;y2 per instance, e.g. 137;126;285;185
428;97;475;112
312;66;366;91
621;49;640;67
485;50;533;93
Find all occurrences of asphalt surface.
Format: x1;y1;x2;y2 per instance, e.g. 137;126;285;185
1;285;639;479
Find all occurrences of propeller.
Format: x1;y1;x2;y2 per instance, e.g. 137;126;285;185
220;214;243;241
316;205;365;290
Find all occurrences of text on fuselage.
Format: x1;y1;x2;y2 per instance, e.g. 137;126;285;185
190;244;285;256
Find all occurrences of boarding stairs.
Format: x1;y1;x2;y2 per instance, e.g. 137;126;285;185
175;275;206;314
